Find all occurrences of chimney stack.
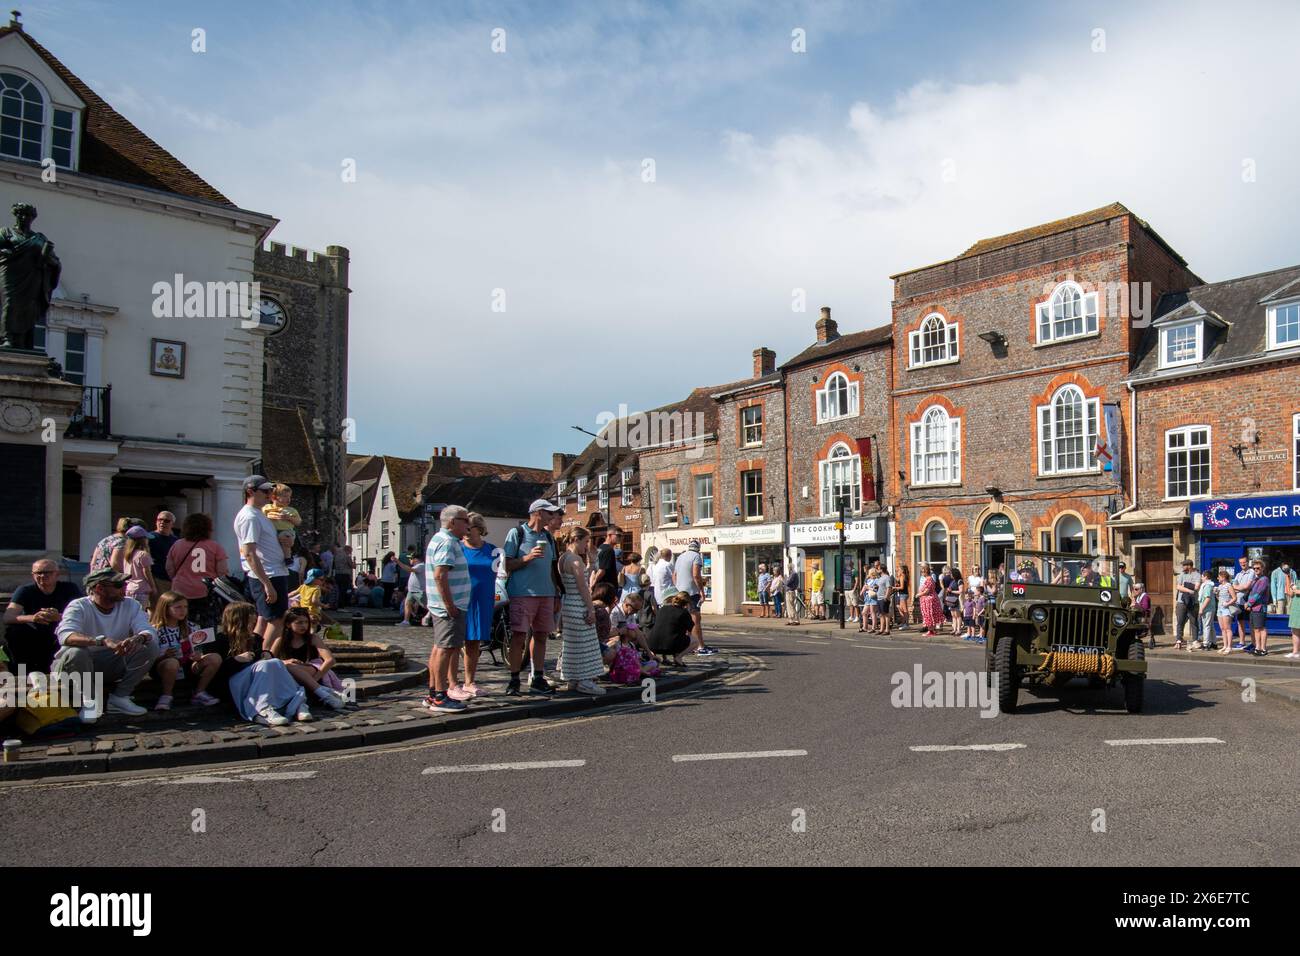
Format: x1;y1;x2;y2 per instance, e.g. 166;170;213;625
816;306;839;344
450;447;457;458
753;347;775;378
552;452;577;477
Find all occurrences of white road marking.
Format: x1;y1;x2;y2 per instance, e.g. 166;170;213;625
852;643;934;650
1103;737;1224;747
910;743;1027;752
421;759;586;774
795;640;831;646
671;749;807;762
156;770;319;785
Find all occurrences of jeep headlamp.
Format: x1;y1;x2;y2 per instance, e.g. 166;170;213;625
1030;607;1047;624
1113;612;1127;628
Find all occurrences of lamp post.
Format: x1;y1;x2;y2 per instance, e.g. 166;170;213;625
837;495;848;630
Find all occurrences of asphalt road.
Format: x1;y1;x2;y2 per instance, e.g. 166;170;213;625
2;625;1296;866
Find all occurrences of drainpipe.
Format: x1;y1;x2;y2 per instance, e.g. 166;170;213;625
1107;380;1140;558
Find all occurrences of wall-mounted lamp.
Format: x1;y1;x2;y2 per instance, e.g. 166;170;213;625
985;486;1003;500
977;330;1007;348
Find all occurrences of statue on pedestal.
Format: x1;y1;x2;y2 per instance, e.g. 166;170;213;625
0;203;61;351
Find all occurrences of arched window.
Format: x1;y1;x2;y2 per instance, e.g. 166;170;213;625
0;71;77;168
924;521;949;565
910;405;961;485
1036;281;1099;344
815;371;858;423
908;313;958;367
819;442;862;515
1054;514;1084;553
1037;384;1099;475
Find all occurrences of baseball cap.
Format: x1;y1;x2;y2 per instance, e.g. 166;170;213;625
688;539;701;552
84;568;129;589
243;474;274;493
528;499;562;514
125;525;149;539
305;568;324;584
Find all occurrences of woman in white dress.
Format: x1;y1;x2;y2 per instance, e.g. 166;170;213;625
556;527;606;696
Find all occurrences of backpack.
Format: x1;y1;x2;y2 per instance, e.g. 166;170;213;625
512;523;565;595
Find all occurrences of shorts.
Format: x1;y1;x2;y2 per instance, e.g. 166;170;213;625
406;590;426;607
759;591;770;606
509;595;556;635
962;617;974;628
431;612;467;649
878;599;891;611
684;592;702;611
811;591;824;606
1249;608;1267;631
845;591;858;607
249;575;289;621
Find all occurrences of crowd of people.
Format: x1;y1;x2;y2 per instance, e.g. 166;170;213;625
418;499;717;714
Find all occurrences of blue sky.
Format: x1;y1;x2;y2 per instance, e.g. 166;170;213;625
27;0;1300;468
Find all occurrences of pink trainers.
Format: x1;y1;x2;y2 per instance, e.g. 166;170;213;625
154;695;173;711
191;691;220;707
445;684;473;701
462;682;482;697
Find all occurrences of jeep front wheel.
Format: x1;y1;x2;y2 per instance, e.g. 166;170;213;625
1122;639;1145;714
994;634;1019;713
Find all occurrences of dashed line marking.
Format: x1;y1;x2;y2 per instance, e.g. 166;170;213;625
421;759;586;774
910;743;1026;752
1103;737;1224;747
671;749;807;763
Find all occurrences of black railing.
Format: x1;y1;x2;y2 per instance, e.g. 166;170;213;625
65;384;111;440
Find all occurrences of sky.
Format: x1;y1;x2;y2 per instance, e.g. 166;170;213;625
25;0;1300;468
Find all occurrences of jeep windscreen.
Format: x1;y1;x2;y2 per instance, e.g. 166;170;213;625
1006;552;1119;589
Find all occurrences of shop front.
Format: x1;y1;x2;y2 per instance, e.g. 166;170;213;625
788;517;887;610
979;513;1017;575
1191;494;1300;636
712;523;786;616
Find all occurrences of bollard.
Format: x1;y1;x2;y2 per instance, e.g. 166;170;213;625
351;612;364;642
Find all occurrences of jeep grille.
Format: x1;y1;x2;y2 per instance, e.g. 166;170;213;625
1046;605;1111;650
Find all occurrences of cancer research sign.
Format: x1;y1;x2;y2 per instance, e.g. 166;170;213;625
1191;495;1300;531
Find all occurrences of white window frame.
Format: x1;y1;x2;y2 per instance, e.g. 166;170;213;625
620;468;634;506
659;479;678;524
1267;300;1300;351
694;473;714;523
819;442;863;516
556;479;567;505
598;472;609;511
815;372;859;424
741;404;763;447
907;313;959;369
1037;385;1101;476
576;476;587;512
0;69;82;170
380;520;390;549
380;484;389;509
61;328;87;385
909;406;961;487
741;469;764;520
1164;425;1211;500
923;521;949;566
1158;321;1203;369
1294;414;1300;492
1035;281;1100;345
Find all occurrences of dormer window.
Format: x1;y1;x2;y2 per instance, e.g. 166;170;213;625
0;71;78;169
1159;321;1203;368
1036;281;1099;345
1267;301;1300;351
815;371;859;424
908;314;958;368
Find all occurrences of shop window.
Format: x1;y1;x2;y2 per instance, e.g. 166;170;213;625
1294;414;1300;491
744;546;784;602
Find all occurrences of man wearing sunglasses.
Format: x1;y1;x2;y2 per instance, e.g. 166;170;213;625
52;568;159;716
3;559;80;674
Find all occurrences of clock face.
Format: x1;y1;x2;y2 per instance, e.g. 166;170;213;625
258;297;288;334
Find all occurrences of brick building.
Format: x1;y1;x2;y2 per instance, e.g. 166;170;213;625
888;203;1201;605
551;434;643;555
258;240;351;544
781;307;893;606
1120;263;1300;634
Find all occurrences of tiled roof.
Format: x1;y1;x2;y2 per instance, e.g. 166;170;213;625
458;459;552;482
780;324;892;370
419;475;551;521
383;456;432;519
1129;264;1300;383
261;406;324;487
0;24;232;205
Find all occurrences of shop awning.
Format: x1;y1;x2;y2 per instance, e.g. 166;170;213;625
1107;506;1188;528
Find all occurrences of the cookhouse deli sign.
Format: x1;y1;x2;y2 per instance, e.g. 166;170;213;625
1191;494;1300;531
789;519;879;546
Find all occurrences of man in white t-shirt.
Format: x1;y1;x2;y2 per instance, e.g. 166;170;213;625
967;565;983;593
398;552;426;627
233;475;290;653
652;549;675;605
673;540;716;656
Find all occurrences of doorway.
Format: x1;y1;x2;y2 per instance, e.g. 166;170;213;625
1137;546;1173;636
982;540;1013;578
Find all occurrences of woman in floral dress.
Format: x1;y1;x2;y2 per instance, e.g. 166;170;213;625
918;562;944;636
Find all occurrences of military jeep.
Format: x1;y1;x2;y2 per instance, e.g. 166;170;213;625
985;550;1148;713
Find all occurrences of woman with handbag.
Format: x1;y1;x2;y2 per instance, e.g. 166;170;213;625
165;513;229;628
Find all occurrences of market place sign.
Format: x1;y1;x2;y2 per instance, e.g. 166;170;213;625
1191;494;1300;530
789;519;878;546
